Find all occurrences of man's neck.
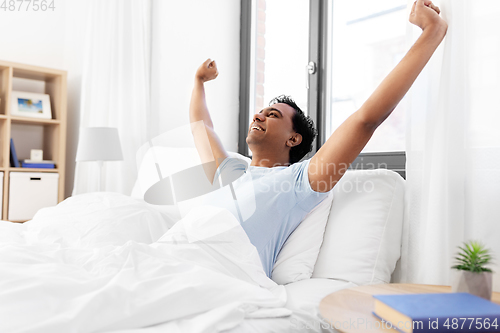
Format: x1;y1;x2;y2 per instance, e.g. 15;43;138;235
250;153;290;168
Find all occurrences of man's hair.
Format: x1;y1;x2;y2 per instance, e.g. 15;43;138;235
268;95;317;164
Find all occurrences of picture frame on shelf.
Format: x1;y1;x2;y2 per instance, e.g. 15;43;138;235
10;91;52;119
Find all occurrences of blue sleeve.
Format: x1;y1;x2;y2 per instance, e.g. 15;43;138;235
292;159;330;210
213;157;249;185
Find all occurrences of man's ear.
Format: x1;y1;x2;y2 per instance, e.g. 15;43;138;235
286;133;302;148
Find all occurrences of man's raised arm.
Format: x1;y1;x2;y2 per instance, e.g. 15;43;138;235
309;0;447;192
190;59;228;180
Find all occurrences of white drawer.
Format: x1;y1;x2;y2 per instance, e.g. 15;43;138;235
8;172;59;221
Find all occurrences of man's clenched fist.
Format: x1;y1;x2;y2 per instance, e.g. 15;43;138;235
196;59;219;82
410;0;447;32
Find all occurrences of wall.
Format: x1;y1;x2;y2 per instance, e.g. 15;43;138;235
0;0;88;198
151;0;241;152
0;0;241;197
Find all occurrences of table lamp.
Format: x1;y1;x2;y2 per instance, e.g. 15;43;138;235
75;127;124;191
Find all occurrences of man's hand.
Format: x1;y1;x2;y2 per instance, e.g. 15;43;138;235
410;0;447;32
195;59;219;82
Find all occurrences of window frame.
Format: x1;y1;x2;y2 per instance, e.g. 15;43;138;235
238;0;253;156
239;0;405;175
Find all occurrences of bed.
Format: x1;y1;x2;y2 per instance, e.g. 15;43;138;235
0;148;404;333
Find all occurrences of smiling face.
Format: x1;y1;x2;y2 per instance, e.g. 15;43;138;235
246;103;302;161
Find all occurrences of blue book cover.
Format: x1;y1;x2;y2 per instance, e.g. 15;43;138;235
21;162;55;169
373;293;500;332
10;138;20;168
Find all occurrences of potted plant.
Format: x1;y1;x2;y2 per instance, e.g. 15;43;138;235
451;240;493;300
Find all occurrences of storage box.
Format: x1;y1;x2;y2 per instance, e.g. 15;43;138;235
8;172;59;221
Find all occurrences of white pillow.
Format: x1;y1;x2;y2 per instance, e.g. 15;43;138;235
271;191;334;285
131;147;251;199
131;147;251;217
131;147;202;199
312;169;405;285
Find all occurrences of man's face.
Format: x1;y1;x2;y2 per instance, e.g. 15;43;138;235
246;103;297;151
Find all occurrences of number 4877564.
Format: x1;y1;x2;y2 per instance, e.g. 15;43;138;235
1;0;55;11
443;318;498;330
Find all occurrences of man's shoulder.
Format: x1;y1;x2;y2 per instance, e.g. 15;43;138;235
289;158;312;172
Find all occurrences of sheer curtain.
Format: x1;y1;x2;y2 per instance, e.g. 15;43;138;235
73;0;151;194
402;0;500;290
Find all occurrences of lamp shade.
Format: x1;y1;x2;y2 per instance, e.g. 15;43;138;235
75;127;124;162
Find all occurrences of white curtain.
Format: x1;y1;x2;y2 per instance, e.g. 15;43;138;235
73;0;151;194
402;0;500;290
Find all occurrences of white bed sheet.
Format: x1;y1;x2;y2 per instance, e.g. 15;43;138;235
221;279;357;333
0;193;356;333
111;279;355;333
0;193;295;333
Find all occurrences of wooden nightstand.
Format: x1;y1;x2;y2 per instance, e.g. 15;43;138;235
319;283;500;333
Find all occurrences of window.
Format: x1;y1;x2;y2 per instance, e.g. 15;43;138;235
240;0;406;174
240;0;313;156
325;0;407;152
249;0;310;115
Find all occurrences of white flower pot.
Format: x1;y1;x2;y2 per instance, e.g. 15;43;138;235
452;271;493;300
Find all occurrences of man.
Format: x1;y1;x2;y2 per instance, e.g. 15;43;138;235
189;0;447;277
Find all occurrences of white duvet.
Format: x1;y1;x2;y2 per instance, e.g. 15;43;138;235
0;193;291;333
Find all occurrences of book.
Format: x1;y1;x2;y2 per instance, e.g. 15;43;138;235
373;293;500;333
22;159;55;164
10;138;20;168
21;162;55;169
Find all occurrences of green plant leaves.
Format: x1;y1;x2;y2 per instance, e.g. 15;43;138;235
452;241;493;273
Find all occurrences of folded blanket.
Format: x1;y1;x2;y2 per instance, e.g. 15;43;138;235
0;193;290;333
